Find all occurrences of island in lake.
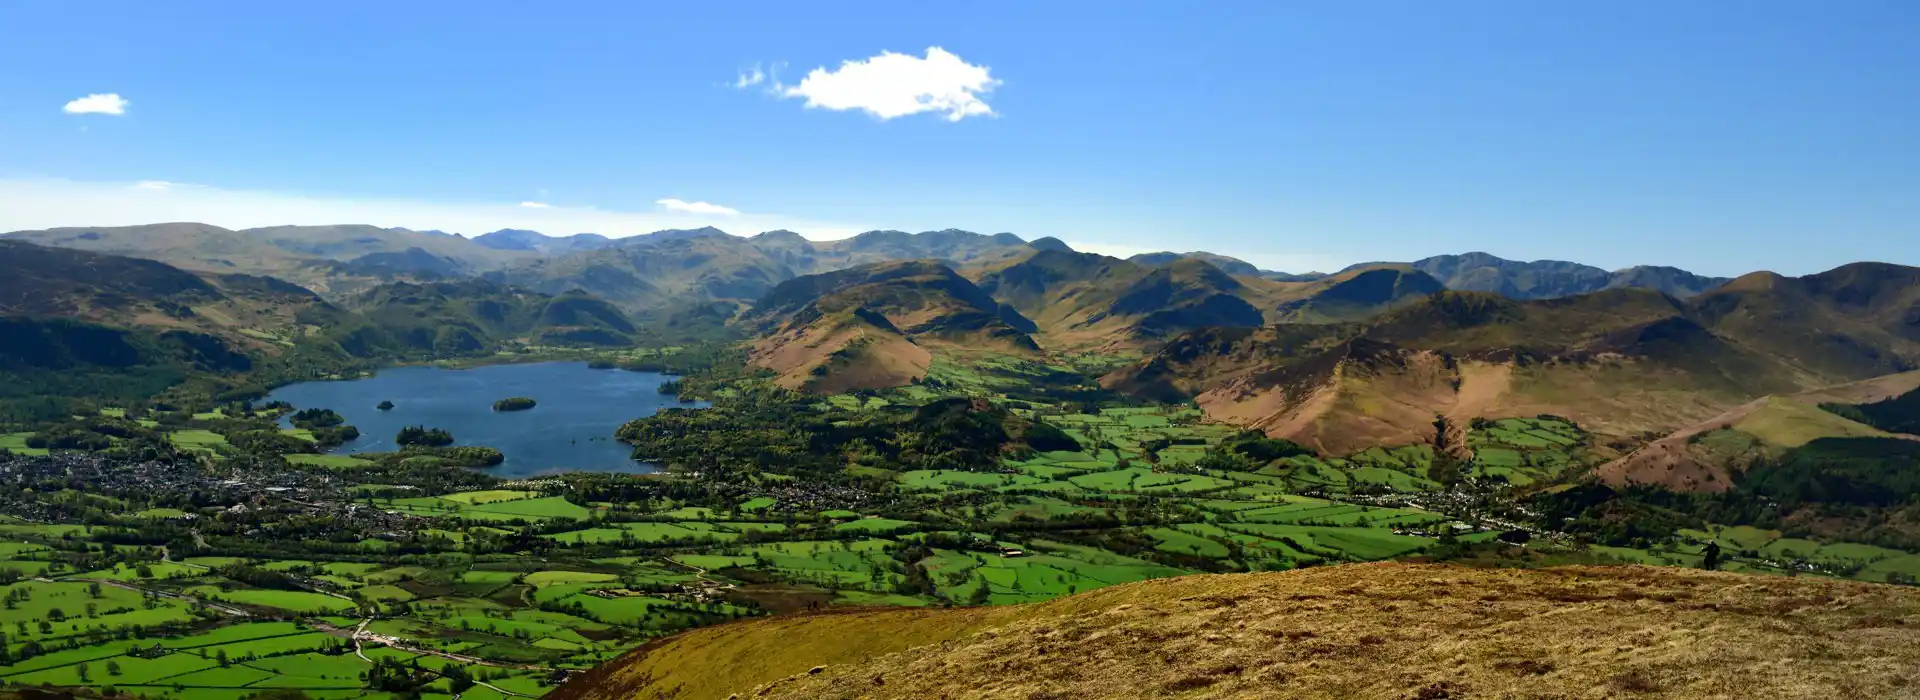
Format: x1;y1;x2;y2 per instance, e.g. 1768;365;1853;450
493;397;537;412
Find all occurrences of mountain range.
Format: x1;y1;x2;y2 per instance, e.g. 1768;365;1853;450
8;219;1913;453
3;223;1740;312
8;218;1920;699
1103;262;1920;456
1344;251;1732;299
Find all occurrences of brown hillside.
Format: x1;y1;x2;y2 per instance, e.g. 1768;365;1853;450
748;309;934;393
551;563;1920;700
970;250;1440;351
1104;291;1794;453
1105;264;1920;455
1689;262;1920;380
743;260;1036;392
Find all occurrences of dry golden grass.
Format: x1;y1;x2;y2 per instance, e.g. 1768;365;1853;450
1732;397;1890;447
1599;370;1920;491
552;563;1920;700
749;313;932;393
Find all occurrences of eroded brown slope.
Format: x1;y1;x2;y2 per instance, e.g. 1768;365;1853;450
1104;291;1802;453
1108;265;1920;455
552;563;1920;700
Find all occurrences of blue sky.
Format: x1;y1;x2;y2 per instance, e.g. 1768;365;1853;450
2;1;1916;276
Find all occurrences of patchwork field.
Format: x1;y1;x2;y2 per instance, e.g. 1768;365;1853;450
5;354;1916;700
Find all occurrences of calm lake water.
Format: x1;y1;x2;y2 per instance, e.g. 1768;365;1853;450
264;361;704;477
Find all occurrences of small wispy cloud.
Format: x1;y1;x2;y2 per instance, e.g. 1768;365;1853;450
64;93;130;115
656;198;741;216
734;64;767;89
132;180;180;191
769;47;999;122
519;201;552;209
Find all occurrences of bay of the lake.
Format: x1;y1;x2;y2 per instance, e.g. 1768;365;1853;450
264;361;703;477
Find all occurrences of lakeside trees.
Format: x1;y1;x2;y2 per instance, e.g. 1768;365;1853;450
396;426;454;447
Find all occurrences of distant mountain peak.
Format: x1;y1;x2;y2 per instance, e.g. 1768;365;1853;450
1027;237;1074;253
617;226;734;247
472;229;550;251
473;228;614;254
1127;251;1262;277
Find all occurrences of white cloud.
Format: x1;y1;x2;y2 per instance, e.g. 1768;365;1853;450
63;93;129;115
519;201;551;208
656;198;741;216
0;178;869;241
775;47;998;121
133;180;180;191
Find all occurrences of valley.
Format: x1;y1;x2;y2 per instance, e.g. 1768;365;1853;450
10;7;1917;697
3;224;1920;700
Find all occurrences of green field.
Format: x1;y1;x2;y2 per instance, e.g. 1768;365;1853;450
0;432;49;456
190;587;358;614
285;453;374;467
3;349;1913;699
167;429;231;454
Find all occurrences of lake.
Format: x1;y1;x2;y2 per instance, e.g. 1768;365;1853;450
264;361;703;477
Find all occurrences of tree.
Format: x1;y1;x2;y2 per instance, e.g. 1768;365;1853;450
967;576;992;605
396;425;454;447
76;662;91;683
1702;541;1722;571
443;664;476;694
217;649;230;667
107;660;122;677
87;582;103;598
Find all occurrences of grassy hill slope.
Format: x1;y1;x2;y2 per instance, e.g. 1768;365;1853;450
551;562;1920;700
344;279;643;353
0;241;642;417
1598;371;1920;492
1690;263;1920;381
0;239;356;355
